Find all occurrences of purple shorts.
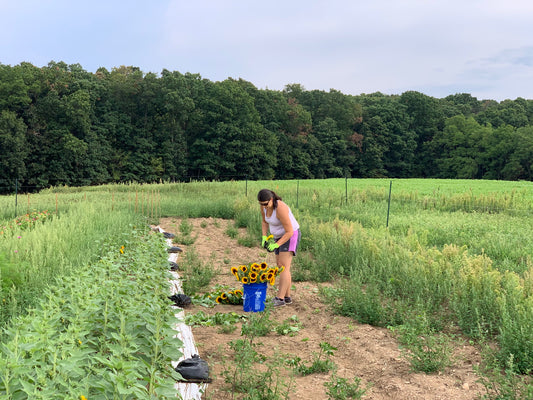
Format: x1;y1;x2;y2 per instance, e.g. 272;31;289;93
275;230;301;256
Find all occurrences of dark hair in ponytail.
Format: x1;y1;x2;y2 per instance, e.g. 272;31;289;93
257;189;282;209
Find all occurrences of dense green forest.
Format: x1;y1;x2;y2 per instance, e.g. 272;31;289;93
1;61;533;192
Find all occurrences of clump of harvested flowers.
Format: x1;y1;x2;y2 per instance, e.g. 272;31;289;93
231;262;284;285
192;285;244;306
215;289;243;305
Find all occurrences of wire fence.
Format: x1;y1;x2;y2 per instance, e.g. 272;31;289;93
1;178;532;224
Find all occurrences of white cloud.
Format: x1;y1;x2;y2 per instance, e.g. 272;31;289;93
2;0;533;100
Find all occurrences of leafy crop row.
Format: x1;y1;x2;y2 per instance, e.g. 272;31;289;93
0;227;182;399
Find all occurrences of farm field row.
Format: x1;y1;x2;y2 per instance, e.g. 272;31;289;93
0;178;532;398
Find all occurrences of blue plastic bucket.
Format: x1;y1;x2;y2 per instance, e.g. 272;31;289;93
242;282;267;312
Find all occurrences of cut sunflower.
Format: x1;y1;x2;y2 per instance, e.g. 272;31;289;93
231;261;284;286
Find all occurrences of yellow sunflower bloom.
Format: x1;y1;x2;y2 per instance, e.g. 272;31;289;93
231;267;239;275
234;289;243;296
250;272;258;280
215;296;222;303
250;277;257;283
240;265;248;272
221;292;228;299
242;277;249;284
251;263;260;272
260;262;268;270
260;273;268;282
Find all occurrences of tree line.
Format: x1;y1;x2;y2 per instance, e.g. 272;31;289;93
1;61;533;192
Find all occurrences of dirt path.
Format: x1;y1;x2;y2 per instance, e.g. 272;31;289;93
158;217;484;400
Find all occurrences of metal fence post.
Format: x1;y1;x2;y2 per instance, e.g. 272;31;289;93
15;179;19;217
296;180;299;209
386;180;392;228
345;176;348;204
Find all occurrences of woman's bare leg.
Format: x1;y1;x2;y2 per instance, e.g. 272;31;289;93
276;251;293;299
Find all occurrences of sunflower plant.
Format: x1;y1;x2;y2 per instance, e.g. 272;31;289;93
231;262;284;285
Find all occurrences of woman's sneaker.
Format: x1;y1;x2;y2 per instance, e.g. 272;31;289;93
284;297;292;305
272;297;285;307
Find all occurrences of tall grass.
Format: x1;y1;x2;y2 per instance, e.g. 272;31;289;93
0;202;143;328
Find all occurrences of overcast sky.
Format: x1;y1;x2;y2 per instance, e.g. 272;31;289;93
2;0;533;101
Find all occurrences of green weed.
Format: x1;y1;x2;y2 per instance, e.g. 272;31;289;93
476;354;533;400
292;341;337;376
171;218;197;245
225;223;239;239
179;218;193;235
218;308;294;399
180;247;216;296
185;311;245;327
324;281;404;328
324;373;370;400
222;338;293;400
275;315;302;336
391;313;454;374
237;234;257;248
241;308;274;337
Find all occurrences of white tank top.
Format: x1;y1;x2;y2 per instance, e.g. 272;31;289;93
264;203;299;238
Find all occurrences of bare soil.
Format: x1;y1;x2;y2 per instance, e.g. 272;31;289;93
157;217;485;400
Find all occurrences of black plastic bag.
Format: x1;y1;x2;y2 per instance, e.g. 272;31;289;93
167;246;183;253
169;261;180;271
175;354;210;382
169;294;191;307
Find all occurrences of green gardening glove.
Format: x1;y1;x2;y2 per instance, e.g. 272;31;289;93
262;234;273;249
267;242;279;252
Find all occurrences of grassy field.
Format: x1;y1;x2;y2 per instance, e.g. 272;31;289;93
1;178;532;397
